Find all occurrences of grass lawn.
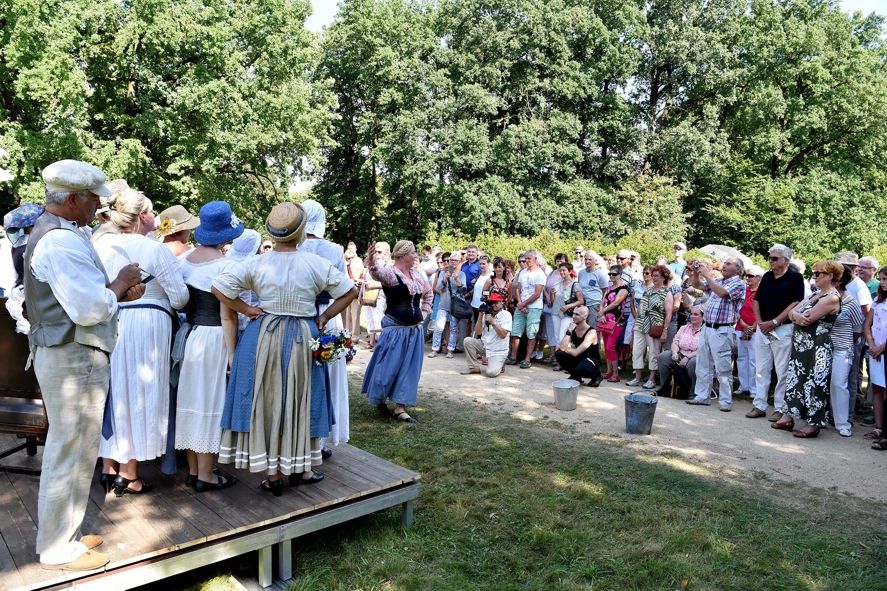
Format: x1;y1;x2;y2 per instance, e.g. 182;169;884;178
277;376;886;591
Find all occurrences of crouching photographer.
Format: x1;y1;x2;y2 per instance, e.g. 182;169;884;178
461;291;512;377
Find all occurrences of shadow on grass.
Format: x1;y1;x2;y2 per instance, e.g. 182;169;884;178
284;380;887;591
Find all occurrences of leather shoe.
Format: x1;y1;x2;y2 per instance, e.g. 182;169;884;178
771;417;795;431
42;550;110;571
768;411;783;422
793;427;820;438
745;407;767;418
289;471;324;487
80;535;102;550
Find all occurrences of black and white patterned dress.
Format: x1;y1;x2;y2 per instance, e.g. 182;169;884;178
784;291;840;426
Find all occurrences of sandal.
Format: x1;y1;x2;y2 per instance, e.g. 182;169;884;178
376;403;391;417
394;411;417;424
260;478;284;497
872;438;887;451
863;428;882;440
195;474;237;493
518;360;531;369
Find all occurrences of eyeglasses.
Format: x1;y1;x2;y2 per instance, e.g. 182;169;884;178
518;259;527;263
744;274;758;278
812;271;828;277
768;256;782;262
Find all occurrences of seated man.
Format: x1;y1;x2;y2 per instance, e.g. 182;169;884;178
461;291;512;377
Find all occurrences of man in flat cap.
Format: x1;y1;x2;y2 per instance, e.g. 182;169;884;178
26;160;144;570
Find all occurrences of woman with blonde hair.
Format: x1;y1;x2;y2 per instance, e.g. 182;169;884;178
214;202;356;496
772;260;842;438
362;240;433;423
92;183;189;495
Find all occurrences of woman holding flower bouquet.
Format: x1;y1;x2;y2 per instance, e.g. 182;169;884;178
362;240;433;423
213;202;357;496
298;199;351;454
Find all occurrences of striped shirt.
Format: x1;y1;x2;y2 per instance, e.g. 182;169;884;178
702;275;746;326
830;293;864;350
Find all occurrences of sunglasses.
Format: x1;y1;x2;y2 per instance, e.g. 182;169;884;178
744;274;758;278
608;272;619;276
812;271;828;277
519;259;527;263
768;256;782;262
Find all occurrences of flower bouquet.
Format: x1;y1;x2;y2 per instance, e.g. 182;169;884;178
310;329;356;365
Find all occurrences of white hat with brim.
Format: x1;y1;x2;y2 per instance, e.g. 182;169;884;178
42;160;112;198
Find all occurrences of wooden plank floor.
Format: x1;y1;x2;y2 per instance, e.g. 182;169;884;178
0;434;419;591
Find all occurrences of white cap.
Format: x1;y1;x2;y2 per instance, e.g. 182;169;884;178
227;229;263;261
301;199;326;239
42;160;112;198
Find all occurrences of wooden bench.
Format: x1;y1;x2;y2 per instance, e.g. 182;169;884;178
0;297;46;475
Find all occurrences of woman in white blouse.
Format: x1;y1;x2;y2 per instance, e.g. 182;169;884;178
92;183;189;496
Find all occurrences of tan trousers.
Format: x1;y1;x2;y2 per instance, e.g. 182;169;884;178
462;337;506;377
34;342;109;564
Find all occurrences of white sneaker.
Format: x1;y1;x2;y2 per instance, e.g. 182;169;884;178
427;350;438;358
626;378;641;387
839;428;852;437
446;351;454;359
532;351;543;360
642;379;656;390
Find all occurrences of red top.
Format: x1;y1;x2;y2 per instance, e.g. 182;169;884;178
736;286;757;329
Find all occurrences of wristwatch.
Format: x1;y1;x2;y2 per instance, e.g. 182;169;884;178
773;319;781;327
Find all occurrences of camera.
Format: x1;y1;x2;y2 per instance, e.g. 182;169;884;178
479;302;492;314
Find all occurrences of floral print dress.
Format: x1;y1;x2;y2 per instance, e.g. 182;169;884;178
784;291;840;426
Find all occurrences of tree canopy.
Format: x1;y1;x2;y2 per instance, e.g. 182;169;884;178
1;0;885;261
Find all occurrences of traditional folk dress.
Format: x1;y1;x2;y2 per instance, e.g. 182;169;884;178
215;250;353;475
361;263;433;407
93;233;188;463
174;257;233;453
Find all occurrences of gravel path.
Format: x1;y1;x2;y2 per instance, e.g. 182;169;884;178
349;350;887;501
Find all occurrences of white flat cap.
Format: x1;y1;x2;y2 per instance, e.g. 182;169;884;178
42;159;112;198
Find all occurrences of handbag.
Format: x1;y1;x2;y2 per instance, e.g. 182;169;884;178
648;323;664;338
359;283;379;307
448;280;474;320
596;317;617;333
564;282;578;307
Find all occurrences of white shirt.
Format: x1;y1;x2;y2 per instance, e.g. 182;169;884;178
518;268;547;309
213;249;354;317
93;233;189;311
0;235;15;293
30;219;118;326
847;276;873;308
472;272;492;308
481;309;512;354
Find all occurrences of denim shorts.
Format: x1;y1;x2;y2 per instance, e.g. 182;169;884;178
511;308;543;339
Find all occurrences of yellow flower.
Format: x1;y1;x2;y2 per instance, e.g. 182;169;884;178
155;217;174;237
320;350;333;361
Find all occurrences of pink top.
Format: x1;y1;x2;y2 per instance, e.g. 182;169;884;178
367;258;434;317
672;323;702;356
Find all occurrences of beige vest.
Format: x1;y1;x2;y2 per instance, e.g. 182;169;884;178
24;212;118;353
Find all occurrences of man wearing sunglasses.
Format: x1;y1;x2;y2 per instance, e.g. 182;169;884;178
747;244;805;420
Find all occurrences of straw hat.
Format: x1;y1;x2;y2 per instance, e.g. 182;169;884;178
265;202;306;243
154;205;200;238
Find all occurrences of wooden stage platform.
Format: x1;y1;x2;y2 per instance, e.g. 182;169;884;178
0;436;420;591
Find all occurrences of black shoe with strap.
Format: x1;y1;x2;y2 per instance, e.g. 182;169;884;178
112;476;155;497
195;474;237;493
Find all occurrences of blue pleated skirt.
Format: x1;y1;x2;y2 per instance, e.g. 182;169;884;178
362;315;424;406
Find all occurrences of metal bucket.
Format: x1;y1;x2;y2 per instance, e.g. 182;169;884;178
624;392;658;435
552;379;580;411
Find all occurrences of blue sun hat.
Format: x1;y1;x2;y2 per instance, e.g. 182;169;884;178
193;201;244;246
4;202;45;245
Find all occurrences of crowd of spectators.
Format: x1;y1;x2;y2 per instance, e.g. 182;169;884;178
351;240;887;449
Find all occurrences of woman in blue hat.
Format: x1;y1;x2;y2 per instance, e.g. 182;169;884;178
174;201;243;492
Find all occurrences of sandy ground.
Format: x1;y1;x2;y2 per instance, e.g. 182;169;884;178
349;349;887;502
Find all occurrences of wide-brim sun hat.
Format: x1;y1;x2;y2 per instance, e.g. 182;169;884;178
4;202;44;231
301;198;327;238
193;201;244;246
155;204;200;238
265;202;307;243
